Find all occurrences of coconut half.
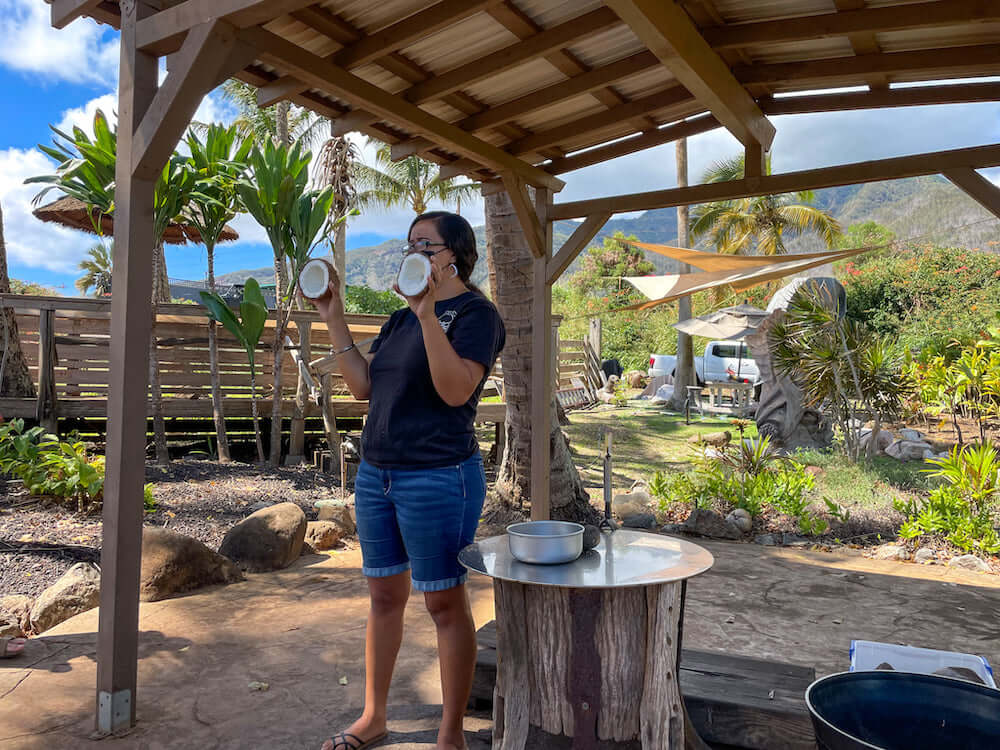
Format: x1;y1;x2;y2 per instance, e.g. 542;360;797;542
397;253;431;297
299;258;333;299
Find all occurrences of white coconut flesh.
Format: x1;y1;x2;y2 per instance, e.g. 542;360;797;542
299;259;331;298
397;253;431;296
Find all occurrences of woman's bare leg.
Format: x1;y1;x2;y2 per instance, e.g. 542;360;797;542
424;584;476;750
321;571;410;750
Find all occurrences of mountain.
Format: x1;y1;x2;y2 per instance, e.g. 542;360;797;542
219;176;1000;291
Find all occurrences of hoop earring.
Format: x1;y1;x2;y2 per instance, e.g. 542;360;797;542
448;263;459;279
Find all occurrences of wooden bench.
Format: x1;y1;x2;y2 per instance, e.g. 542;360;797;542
471;620;817;750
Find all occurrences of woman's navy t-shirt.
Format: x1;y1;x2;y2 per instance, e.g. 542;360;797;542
361;291;505;469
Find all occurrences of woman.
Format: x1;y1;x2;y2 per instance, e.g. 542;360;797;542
317;212;505;750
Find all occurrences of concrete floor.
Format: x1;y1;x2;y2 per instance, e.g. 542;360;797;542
2;539;999;749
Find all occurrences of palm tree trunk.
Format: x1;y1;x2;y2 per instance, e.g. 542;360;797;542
269;256;287;466
334;218;347;301
0;201;36;398
669;138;697;411
205;242;230;461
250;364;264;463
275;101;290;147
484;190;598;523
149;240;169;464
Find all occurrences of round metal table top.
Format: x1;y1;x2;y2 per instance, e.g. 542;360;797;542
459;529;714;589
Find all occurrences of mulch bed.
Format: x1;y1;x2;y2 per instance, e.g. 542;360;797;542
0;460;347;599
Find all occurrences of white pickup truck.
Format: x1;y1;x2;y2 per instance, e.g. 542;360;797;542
648;341;758;385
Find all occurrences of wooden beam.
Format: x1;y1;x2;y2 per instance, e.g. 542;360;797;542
502;172;546;259
51;0;104;28
242;27;565;191
744;142;766;181
546;212;611;284
551;143;1000;220
759;82;1000;115
401;7;619;105
391;138;433;161
505;86;696;157
330;110;381;137
96;0;158;735
735;45;1000;87
944;168;1000;220
133;20;255;180
530;187;553;520
256;75;312;108
605;0;775;149
543;115;720;175
703;0;1000;50
438;159;487;181
456;51;661;133
135;0;319;55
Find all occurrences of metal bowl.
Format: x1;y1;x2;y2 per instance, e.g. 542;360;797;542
506;521;584;564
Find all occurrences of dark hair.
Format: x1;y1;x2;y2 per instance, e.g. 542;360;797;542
409;211;485;296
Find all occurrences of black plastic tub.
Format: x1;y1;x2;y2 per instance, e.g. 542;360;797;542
806;671;1000;750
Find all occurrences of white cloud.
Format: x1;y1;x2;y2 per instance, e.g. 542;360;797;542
0;0;118;86
0;146;98;274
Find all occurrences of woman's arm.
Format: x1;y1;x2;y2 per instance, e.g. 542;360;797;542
418;316;486;407
315;280;374;400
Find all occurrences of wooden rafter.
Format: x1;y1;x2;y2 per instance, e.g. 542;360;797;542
51;0;105;29
502;172;546;259
547;213;612;284
736;45;1000;87
543;114;720;176
402;7;620;105
242;26;564;191
133;19;256;180
504;86;696;157
944;168;1000;220
606;0;775;149
704;0;1000;50
551;143;1000;220
760;82;1000;115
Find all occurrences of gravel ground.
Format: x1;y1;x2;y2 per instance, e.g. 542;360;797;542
0;460;347;599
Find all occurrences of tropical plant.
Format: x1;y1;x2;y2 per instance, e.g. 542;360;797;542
183;124;253;462
690;153;841;255
199;279;268;462
236;138;335;464
354;143;480;216
203;79;326;148
76;242;113;296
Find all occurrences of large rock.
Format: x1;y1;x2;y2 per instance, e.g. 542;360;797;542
914;547;938;564
885;439;934;462
219;502;308;572
621;512;657;530
681;508;742;540
316;499;357;537
688;431;731;448
29;563;101;634
948;554;991;573
140;528;243;602
874;544;909;561
304;521;342;551
899;428;925;442
859;429;894;456
0;595;32;637
613;490;652;520
726;508;753;533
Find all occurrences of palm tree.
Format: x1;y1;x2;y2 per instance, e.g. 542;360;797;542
691;153;841;255
76;243;113;296
354;143;480;216
0;200;36;398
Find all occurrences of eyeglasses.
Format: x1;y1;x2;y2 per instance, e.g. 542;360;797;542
401;240;449;258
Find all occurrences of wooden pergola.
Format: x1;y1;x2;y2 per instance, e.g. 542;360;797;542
45;0;1000;735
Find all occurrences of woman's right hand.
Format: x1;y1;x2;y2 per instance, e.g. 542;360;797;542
314;280;345;324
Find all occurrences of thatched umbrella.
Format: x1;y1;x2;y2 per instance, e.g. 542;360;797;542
32;196;239;245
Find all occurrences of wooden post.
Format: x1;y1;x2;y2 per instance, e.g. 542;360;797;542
287;319;311;464
97;0;158;734
530;187;553;520
36;308;58;433
320;373;341;475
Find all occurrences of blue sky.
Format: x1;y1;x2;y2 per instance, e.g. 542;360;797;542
2;0;999;294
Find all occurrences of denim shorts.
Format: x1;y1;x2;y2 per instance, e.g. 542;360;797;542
354;453;486;592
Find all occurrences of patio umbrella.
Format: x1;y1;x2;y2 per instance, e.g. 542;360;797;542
673;303;767;340
32;196;239;245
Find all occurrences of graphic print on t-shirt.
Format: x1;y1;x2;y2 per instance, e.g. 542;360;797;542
437;309;458;333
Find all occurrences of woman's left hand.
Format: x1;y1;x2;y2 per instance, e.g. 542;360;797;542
394;261;442;322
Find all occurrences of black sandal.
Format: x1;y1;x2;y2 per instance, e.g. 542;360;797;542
328;730;388;750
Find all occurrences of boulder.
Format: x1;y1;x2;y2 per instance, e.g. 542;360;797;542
899;428;925;441
688;431;731;448
140;528;243;603
621;512;657;530
681;508;741;540
725;508;753;534
219;502;308;572
0;595;33;637
660;523;685;535
874;544;909;561
754;533;779;546
317;500;357;537
948;554;991;573
859;429;894;456
781;533;810;547
29;563;101;633
613;490;652;520
914;547;937;564
885;439;934;462
304;521;342;551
